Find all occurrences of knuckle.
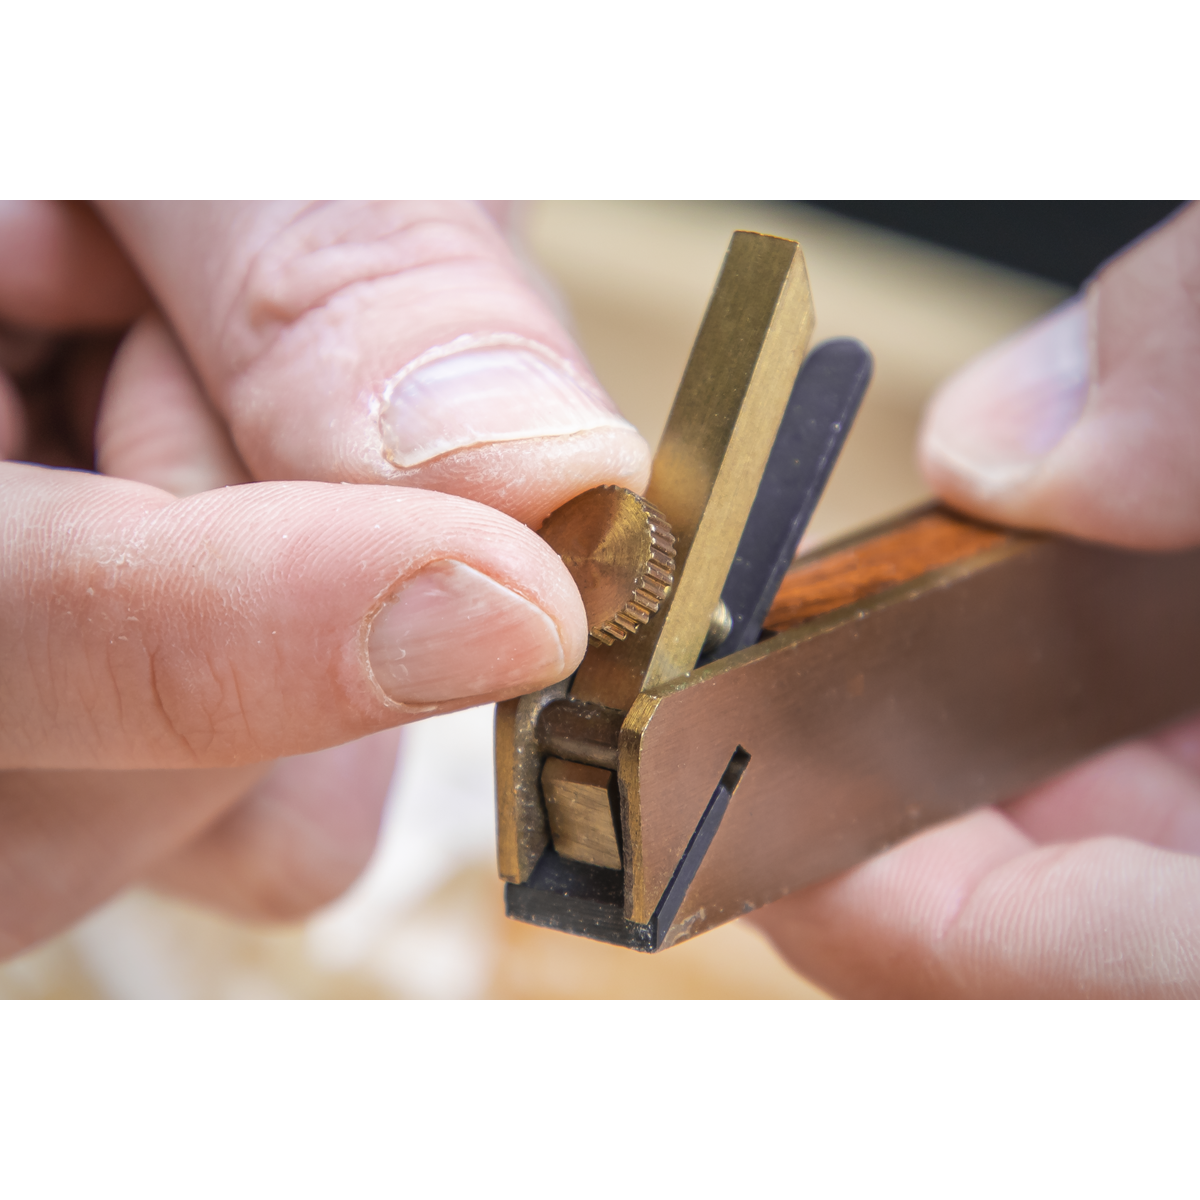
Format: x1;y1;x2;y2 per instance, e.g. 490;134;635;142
227;201;514;370
88;577;269;766
139;645;253;764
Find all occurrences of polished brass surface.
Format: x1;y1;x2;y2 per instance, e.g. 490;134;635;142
494;680;568;883
570;231;814;711
539;486;675;647
541;757;622;870
620;523;1200;929
702;599;733;655
536;699;622;771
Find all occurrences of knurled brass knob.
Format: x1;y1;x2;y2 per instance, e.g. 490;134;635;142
539;485;676;647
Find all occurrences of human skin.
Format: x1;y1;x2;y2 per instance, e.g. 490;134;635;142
0;201;651;955
754;202;1200;997
7;202;1199;995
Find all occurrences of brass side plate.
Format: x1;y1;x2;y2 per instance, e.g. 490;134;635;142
620;528;1200;932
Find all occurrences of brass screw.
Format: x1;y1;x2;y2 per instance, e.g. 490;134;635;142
539;486;676;647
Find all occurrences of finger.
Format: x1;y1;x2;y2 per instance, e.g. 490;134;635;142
17;332;123;470
147;728;400;921
96;312;251;496
920;202;1200;549
0;324;56;380
1153;708;1200;776
1004;738;1200;854
100;202;651;526
1;463;586;770
0;202;148;330
0;761;266;959
0;369;24;459
753;808;1200;998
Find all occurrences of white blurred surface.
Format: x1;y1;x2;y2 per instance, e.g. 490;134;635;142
307;706;498;997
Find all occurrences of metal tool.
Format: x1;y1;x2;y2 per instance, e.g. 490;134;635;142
495;229;1200;952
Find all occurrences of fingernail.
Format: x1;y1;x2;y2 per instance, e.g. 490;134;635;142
378;334;634;469
367;560;566;705
923;299;1091;497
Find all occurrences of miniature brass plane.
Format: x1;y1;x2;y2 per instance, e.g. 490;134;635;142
494;230;1200;952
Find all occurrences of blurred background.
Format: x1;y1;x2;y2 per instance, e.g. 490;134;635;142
0;200;1179;998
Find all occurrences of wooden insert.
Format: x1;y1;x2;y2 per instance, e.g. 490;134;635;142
764;506;1011;633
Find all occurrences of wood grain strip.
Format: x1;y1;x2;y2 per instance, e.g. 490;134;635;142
763;507;1010;633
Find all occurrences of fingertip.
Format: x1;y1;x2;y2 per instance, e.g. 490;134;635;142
923;205;1200;550
365;557;584;707
378;336;631;469
375;334;651;525
918;299;1091;522
97;312;251;496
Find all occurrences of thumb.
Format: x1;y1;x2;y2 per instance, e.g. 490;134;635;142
919;202;1200;550
96;202;651;527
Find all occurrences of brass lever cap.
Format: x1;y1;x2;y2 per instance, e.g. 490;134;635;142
539;485;676;647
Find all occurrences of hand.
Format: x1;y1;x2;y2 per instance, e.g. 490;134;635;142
0;201;650;957
755;202;1200;997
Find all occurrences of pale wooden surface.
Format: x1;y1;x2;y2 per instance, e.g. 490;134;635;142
0;202;1066;1000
